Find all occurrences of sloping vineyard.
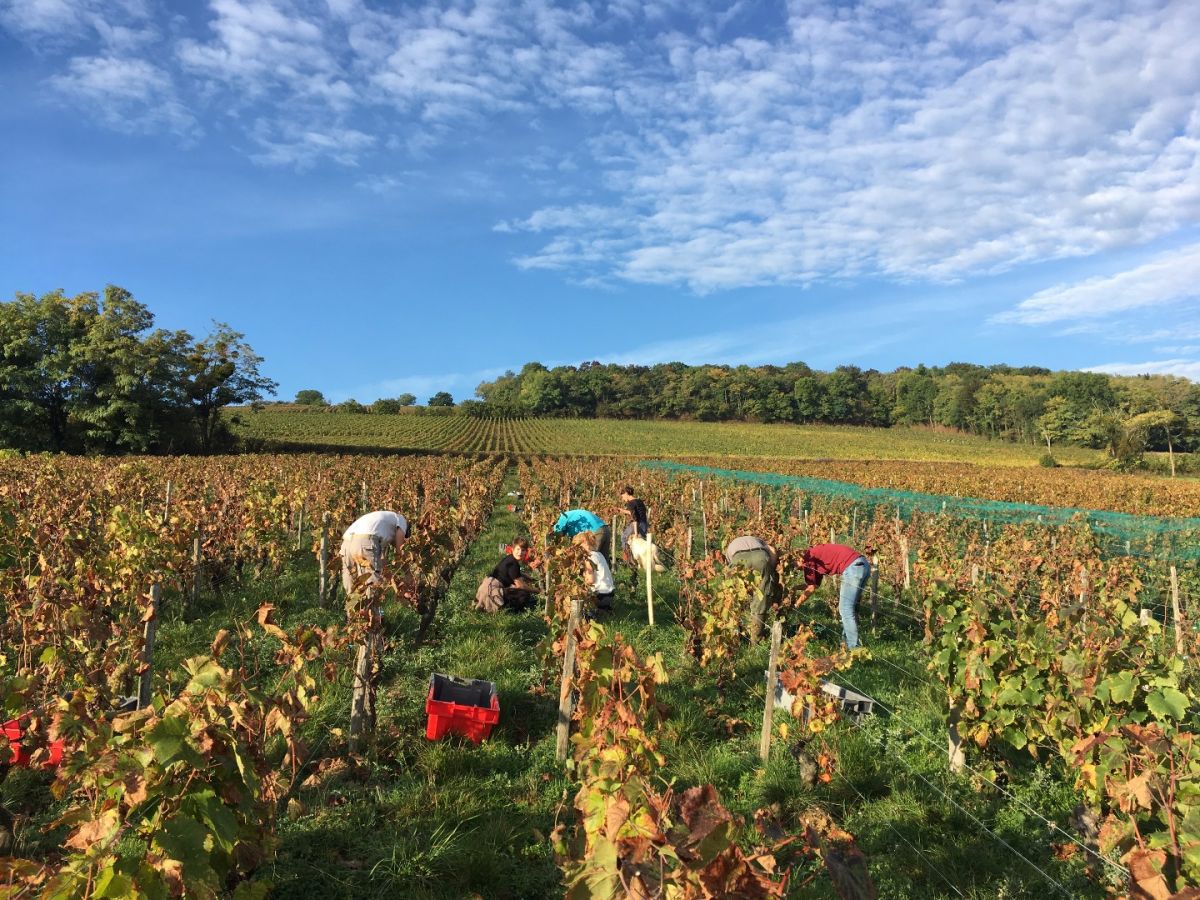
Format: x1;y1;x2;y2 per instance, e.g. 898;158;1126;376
0;451;1196;898
235;408;1098;466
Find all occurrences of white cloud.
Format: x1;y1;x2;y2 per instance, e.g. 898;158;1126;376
249;124;375;168
1086;359;1200;381
51;56;196;136
995;242;1200;325
8;0;1200;288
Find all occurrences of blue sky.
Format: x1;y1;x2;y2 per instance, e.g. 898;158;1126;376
2;0;1199;404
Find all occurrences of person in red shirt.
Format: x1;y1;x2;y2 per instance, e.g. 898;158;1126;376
798;543;871;649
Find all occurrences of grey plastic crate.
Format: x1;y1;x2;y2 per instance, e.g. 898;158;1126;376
773;677;874;723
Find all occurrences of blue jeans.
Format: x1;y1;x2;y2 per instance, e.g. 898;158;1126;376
839;557;869;649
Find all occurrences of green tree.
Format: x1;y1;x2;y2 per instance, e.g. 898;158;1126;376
182;323;277;453
294;389;327;405
427;391;455;407
396;392;417;407
1037;396;1073;452
893;368;937;425
370;398;403;414
1126;410;1186;476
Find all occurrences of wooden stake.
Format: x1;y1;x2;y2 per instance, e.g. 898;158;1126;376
1170;564;1183;656
543;536;553;618
870;554;879;629
295;502;306;552
948;702;965;773
611;516;617;564
686;526;693;562
556;598;583;762
190;535;202;604
349;639;372;753
900;536;911;590
138;584;162;709
645;533;655;627
759;620;783;761
360;481;368;514
162;480;173;526
319;531;330;606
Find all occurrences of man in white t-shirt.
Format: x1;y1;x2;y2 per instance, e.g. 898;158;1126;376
341;510;409;596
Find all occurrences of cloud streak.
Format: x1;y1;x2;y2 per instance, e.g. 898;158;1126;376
995;242;1200;325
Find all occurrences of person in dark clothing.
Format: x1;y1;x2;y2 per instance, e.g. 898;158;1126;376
617;485;649;561
490;537;537;611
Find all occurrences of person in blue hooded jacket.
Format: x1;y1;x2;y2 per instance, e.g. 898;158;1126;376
553;508;612;565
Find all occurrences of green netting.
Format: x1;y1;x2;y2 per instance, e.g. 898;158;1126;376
640;460;1200;562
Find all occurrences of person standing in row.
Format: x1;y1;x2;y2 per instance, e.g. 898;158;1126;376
723;534;781;641
341;509;409;596
616;485;649;563
797;543;871;650
553;508;611;565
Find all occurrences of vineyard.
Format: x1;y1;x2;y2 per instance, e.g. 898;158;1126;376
0;452;1197;898
233;409;1101;466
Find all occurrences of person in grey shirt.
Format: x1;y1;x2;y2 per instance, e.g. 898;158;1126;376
724;535;782;641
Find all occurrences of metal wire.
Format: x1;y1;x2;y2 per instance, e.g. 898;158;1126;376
831;768;969;899
835;674;1129;882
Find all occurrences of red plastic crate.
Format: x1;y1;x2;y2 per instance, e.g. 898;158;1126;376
2;715;65;769
425;674;499;744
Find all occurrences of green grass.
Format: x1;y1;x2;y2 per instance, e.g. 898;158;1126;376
3;469;1112;897
234;409;1100;467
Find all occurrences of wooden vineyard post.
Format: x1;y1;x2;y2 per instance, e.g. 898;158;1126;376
757;491;763;523
190;534;202;605
1079;567;1089;605
645;533;655;626
349;592;381;754
611;517;617;564
870;553;879;629
686;526;693;563
138;584;163;710
295;501;306;552
556;598;583;762
948;701;965;773
900;536;912;591
162;480;173;526
971;564;979;586
543;535;553;618
1170;564;1183;656
829;525;835;544
318;512;331;606
360;481;368;515
851;508;857;540
701;507;709;554
349;640;373;753
759;620;783;761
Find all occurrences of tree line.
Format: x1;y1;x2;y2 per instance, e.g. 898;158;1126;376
467;361;1198;463
0;287;275;454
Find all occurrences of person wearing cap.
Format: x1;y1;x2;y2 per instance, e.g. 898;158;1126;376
797;543;870;650
553;508;611;565
341;510;409;596
723;534;781;641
